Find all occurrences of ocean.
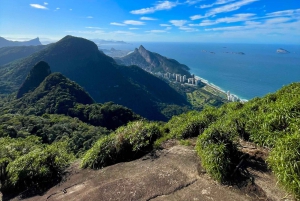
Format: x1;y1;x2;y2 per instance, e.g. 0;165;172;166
99;42;300;100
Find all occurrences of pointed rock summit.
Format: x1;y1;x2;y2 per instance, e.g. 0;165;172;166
17;61;51;98
116;44;190;76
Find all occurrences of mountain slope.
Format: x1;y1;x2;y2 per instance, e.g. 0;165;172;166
115;45;191;76
0;37;42;48
0;35;189;120
17;61;52;98
0;45;47;66
17;72;95;115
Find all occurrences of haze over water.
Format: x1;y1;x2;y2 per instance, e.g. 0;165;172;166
103;43;300;100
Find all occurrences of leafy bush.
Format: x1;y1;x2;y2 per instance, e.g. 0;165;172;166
81;120;161;169
268;132;300;199
81;134;116;169
0;136;42;191
196;122;239;182
7;141;73;191
155;107;220;147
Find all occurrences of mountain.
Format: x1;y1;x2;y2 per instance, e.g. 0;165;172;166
17;61;52;98
1;62;140;130
0;35;189;120
115;45;191;76
0;45;47;66
0;37;42;48
92;39;127;45
16;72;95;115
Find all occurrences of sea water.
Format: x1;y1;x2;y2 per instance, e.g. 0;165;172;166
99;42;300;100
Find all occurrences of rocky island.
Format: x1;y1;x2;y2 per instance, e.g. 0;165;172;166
277;48;290;54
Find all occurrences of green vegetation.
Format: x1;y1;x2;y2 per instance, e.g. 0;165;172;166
0;36;193;121
155;82;300;198
0;114;110;156
196;122;239;182
0;35;299;199
187;87;227;110
0;136;73;195
68;102;141;130
268;132;300;199
16;60;51;98
156;107;220;144
81;120;161;169
0;67;140;131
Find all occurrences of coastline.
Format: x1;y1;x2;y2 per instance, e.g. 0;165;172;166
194;75;248;102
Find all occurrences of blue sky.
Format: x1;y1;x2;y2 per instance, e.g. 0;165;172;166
0;0;299;44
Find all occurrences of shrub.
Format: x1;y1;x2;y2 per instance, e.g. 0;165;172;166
81;134;116;169
196;122;239;183
268;132;300;199
81;120;161;169
165;107;220;139
6;141;73;191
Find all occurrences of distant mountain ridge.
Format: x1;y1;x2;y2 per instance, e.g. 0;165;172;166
0;35;189;120
0;37;42;48
115;45;191;76
0;45;47;66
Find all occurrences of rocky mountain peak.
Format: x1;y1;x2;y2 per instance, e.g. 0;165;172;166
16;61;51;98
139;45;146;51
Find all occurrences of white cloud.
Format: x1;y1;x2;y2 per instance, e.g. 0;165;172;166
30;4;48;10
44;2;48;5
87;16;93;19
124;20;145;25
65;30;105;34
190;13;256;26
160;24;172;26
140;17;157;20
204;16;300;36
207;0;258;16
85;27;103;29
130;1;179;14
244;21;261;26
266;9;300;18
70;9;72;11
264;17;292;24
205;26;244;31
170;20;188;26
110;22;126;26
179;26;199;32
112;31;136;36
199;4;214;9
166;27;172;30
184;0;204;5
191;0;258;20
56;7;60;10
190;14;207;20
197;0;235;9
129;28;140;30
146;30;167;33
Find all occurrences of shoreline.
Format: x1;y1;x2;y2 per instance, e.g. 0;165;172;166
194;75;248;102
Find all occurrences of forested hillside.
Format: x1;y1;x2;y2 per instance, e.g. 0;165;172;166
0;36;190;121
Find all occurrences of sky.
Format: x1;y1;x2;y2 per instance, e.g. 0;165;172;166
0;0;300;44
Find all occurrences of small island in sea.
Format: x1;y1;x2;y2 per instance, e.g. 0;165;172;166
277;48;290;54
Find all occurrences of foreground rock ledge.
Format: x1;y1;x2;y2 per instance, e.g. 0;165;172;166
12;145;290;201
